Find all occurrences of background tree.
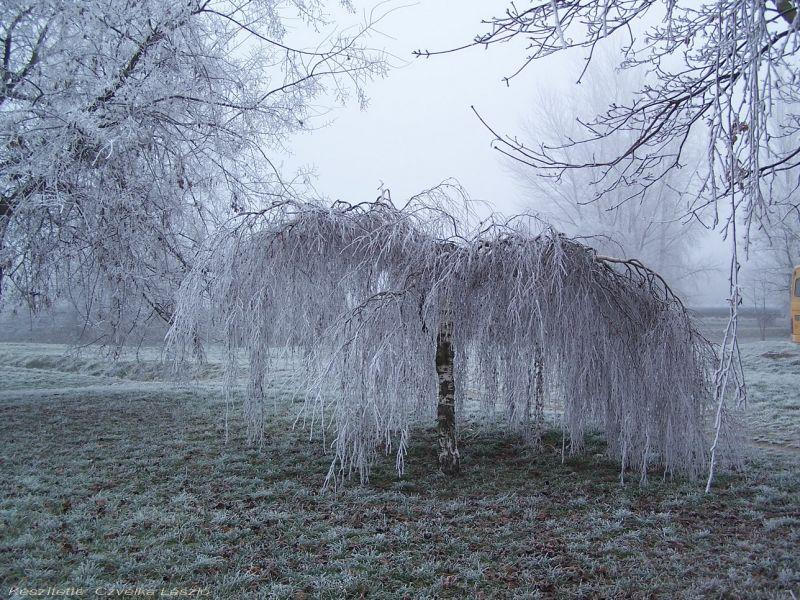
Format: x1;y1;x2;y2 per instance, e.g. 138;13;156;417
741;177;799;337
741;103;800;320
170;188;740;488
508;55;707;296
749;213;800;303
0;0;386;347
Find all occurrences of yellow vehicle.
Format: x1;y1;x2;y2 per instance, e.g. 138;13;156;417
793;266;800;343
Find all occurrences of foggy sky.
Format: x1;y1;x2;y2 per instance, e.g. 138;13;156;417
285;1;732;305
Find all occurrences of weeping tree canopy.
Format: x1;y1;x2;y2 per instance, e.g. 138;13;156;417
170;185;741;488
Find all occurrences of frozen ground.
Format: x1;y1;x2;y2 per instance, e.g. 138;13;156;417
0;340;798;598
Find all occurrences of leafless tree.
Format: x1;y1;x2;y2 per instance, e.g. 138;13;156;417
0;0;387;347
742;193;800;338
169;187;741;489
740;102;800;338
752;214;800;296
507;55;707;295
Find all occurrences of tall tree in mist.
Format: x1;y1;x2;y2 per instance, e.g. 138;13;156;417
742;156;799;336
417;0;800;490
741;105;800;318
0;0;386;346
170;189;740;488
508;57;706;296
748;213;800;305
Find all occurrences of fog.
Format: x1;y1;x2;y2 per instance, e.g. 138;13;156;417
286;0;733;306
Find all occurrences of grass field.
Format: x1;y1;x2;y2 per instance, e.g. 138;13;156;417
0;341;798;599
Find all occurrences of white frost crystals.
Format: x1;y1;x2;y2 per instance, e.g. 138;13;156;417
169;186;742;488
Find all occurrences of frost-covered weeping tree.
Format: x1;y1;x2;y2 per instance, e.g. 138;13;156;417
170;186;739;487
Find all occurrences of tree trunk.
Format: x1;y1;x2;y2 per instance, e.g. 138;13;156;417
531;342;545;445
436;317;460;474
0;197;11;300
